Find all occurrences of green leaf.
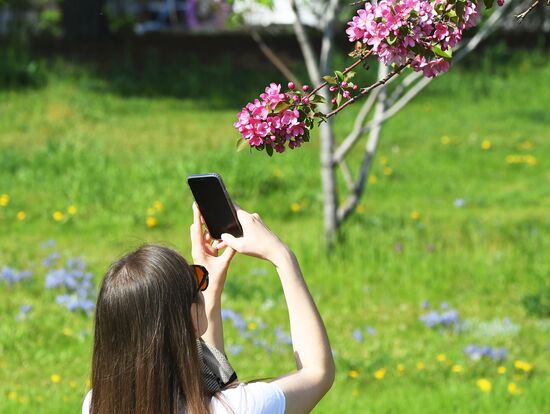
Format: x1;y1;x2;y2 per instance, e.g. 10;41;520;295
387;35;397;46
274;101;290;112
344;71;356;82
236;138;249;152
432;45;453;59
311;94;327;104
266;144;273;157
336;92;342;107
483;0;495;9
302;130;310;142
322;75;337;84
335;70;344;81
314;112;328;122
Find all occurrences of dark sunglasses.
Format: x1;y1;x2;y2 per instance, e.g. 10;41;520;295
191;264;209;292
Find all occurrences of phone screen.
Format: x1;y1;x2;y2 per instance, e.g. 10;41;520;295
187;174;243;239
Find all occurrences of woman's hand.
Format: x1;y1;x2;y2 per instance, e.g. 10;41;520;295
220;207;289;265
190;203;236;297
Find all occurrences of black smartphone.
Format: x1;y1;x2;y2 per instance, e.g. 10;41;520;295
187;173;243;240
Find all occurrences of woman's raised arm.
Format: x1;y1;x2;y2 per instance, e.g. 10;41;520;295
221;209;335;414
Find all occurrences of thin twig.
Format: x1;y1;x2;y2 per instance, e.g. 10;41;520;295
516;0;540;21
326;62;408;118
249;28;302;87
308;51;373;98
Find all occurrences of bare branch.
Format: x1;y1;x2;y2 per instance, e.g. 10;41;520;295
337;159;356;192
516;0;540;21
320;0;341;74
337;64;388;222
249;28;302;87
291;0;321;83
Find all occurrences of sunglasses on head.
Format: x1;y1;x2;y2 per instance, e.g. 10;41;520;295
191;264;209;292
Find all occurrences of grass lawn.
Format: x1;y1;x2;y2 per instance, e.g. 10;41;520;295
0;44;549;413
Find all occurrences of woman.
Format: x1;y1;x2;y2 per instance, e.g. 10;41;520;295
83;203;335;413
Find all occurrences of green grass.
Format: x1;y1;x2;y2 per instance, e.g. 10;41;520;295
0;46;549;413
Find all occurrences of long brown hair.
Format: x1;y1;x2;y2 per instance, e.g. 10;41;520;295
91;244;213;414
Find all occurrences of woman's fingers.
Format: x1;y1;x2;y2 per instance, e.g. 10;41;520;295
221;245;236;262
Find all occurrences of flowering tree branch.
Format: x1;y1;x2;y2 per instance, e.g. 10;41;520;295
234;0;507;156
326;63;408;118
233;0;511;243
334;0;512;163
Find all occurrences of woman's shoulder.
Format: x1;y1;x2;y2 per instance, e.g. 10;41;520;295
211;382;286;414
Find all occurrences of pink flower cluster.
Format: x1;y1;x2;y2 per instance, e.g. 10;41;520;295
345;0;497;77
234;83;309;153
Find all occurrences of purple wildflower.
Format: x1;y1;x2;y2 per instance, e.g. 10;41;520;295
352;329;364;342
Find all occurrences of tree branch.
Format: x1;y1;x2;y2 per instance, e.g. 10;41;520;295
291;0;321;83
516;0;541;21
319;0;341;74
337;64;388;222
249;28;302;87
326;63;407;118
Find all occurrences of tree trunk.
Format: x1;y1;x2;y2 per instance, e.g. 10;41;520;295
320;120;338;246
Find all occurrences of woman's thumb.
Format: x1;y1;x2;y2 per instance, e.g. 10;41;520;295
221;233;237;246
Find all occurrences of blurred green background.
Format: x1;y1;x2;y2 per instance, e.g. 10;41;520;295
1;1;549;413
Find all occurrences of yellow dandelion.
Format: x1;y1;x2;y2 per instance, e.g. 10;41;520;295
481;140;492;150
272;168;283;178
440;136;450;145
146;216;158;228
8;391;18;401
476;378;492;393
497;366;506;375
374;368;386;380
525;155;538;166
348;370;359;379
451;364;463;373
51;374;61;384
69;381;77;389
67;205;77;215
416;362;425;370
368;175;378;184
153;200;163;211
436;354;446;362
62;327;73;337
383;167;393;176
356;204;365;214
397;364;405;374
410;211;420;221
506;154;520;164
290;202;301;213
53;211;64;222
17;211;26;221
147;207;156;216
86;379;92;388
379;156;388;165
0;193;10;207
514;360;533;373
247;322;257;331
508;382;522;395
